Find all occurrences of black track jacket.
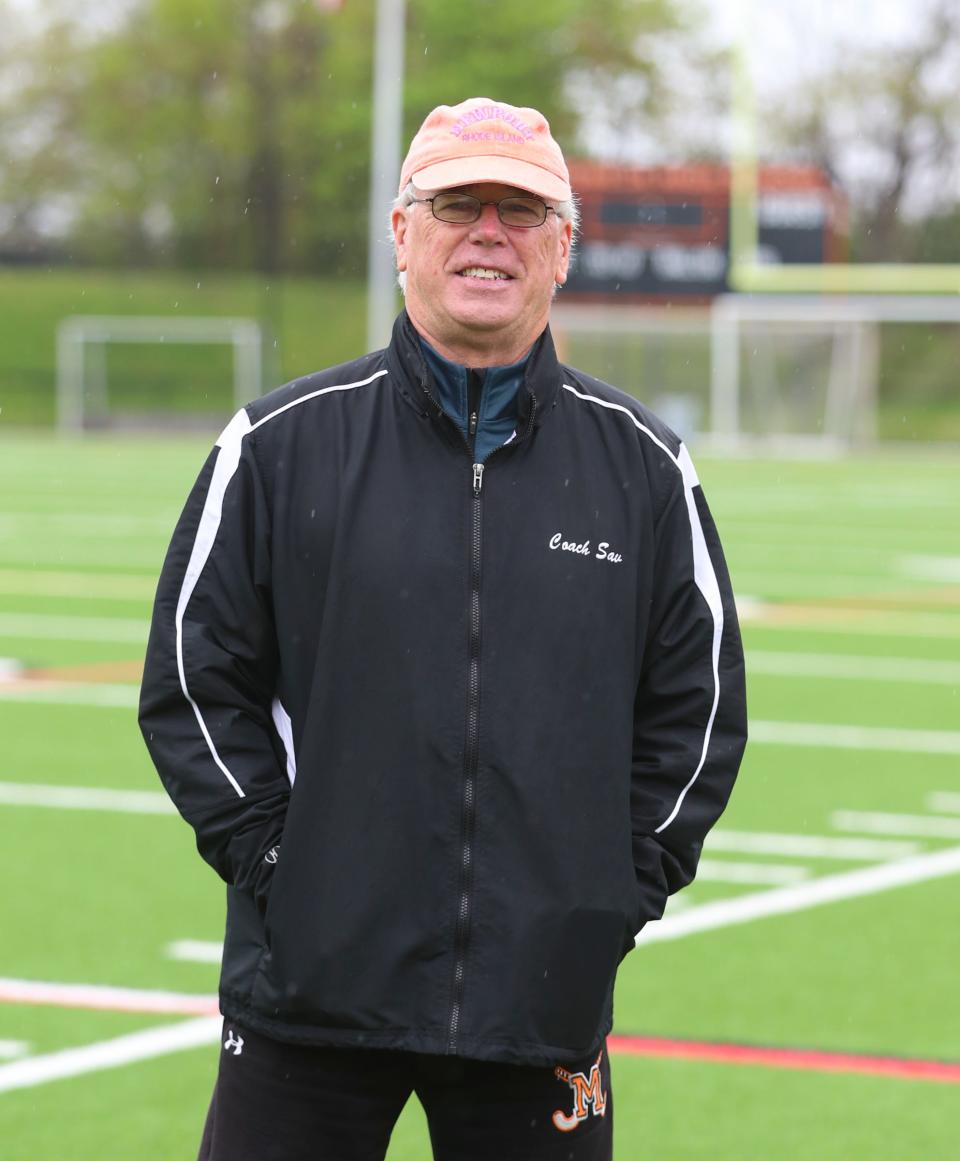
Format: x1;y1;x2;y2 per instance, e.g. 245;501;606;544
139;312;747;1066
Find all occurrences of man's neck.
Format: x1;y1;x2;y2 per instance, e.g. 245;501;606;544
406;313;538;368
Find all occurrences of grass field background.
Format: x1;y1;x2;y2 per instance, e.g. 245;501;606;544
1;434;958;1158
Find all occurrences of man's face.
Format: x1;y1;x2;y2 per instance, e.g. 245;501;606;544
392;182;572;366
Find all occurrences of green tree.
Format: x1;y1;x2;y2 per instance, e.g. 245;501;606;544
764;0;960;262
0;0;711;274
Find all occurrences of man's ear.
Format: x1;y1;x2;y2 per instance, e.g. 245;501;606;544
392;206;409;273
554;219;573;286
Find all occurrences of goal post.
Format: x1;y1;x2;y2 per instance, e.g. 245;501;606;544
729;1;960;296
55;315;264;434
551;294;960;451
709;294;960;449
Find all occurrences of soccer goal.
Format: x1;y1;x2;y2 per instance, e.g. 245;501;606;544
709;294;960;450
551;294;960;451
55;315;264;434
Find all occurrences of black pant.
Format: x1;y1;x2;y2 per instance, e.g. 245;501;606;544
199;1022;613;1161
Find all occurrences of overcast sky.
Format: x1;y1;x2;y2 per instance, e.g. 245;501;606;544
698;0;943;96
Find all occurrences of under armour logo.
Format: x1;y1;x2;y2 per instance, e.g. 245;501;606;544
223;1029;244;1056
264;847;279;865
552;1050;607;1132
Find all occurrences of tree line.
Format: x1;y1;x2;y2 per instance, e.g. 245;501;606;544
1;0;958;275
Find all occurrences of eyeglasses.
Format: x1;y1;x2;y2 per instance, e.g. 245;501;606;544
409;191;556;228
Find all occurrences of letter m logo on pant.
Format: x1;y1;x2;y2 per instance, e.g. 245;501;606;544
552;1050;607;1132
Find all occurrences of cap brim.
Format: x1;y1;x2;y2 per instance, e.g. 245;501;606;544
410;155;571;202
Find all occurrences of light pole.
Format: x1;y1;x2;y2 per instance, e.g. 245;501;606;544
366;0;406;351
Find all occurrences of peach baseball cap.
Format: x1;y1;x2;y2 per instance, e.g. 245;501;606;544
399;97;571;202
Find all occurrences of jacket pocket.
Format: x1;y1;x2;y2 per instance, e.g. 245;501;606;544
525;908;626;1051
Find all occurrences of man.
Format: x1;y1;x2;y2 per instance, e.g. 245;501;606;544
139;97;746;1161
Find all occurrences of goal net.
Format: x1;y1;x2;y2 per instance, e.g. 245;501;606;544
56;316;264;434
552;295;960;451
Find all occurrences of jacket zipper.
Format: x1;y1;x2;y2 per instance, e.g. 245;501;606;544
419;381;537;1055
448;458;484;1053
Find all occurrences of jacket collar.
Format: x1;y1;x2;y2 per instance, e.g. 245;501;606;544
386;310;562;430
419;339;528;434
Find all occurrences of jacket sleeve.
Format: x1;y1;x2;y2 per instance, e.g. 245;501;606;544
630;442;747;931
138;409;289;912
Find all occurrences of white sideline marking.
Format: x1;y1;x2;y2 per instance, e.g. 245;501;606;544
928;792;960;815
0;613;149;643
746;651;960;685
636;845;960;946
167;940;223;964
0;568;157;600
0;1041;29;1060
0;1017;221;1095
749;721;960;755
0;978;218;1016
899;554;960;583
832;811;960;840
0;782;174;814
696;859;809;886
705;829;920;861
0;684;139;708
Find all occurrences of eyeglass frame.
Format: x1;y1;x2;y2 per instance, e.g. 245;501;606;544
408;191;558;228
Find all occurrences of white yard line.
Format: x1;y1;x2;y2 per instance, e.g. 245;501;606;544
832;811;960;840
0;684;140;708
737;609;960;639
663;894;692;914
730;573;888;595
899;555;960;583
927;792;960;815
0;978;218;1016
6;693;959;761
636;845;960;946
0;613;149;643
0;568;157;600
705;829;920;861
0;1041;29;1060
0;782;174;814
749;721;960;755
0;513;174;536
0;1017;221;1095
696;859;809;885
746;651;960;685
0;546;162;570
166;940;223;964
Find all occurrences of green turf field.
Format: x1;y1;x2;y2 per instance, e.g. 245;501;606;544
1;436;958;1159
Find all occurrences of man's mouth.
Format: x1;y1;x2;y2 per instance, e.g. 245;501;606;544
457;266;512;281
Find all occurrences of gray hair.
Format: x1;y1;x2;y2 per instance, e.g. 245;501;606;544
391;182;579;294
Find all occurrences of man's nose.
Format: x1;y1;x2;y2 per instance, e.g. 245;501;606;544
468;203;506;241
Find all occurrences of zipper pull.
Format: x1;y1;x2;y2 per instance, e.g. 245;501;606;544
472;463;484;495
469;411;478;437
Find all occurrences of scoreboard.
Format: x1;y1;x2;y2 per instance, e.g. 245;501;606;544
563;161;848;302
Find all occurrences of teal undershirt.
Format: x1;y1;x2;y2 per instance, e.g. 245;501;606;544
419;339;530;464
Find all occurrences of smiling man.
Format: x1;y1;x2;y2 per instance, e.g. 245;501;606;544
139;97;747;1161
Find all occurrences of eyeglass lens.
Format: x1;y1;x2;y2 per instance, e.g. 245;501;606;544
431;193;548;227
